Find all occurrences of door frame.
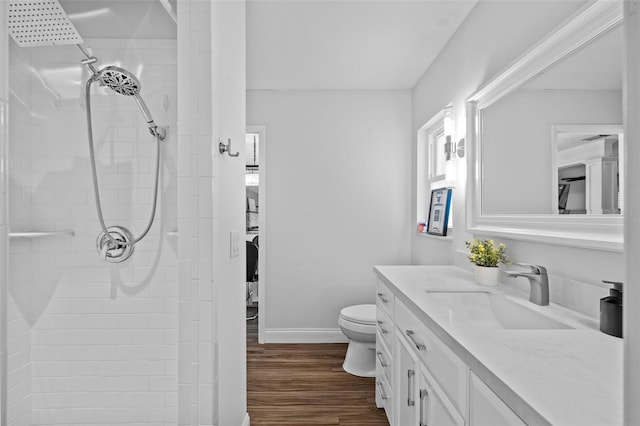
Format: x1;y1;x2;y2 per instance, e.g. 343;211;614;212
246;125;266;343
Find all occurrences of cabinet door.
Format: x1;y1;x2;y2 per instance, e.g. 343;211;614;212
418;367;464;426
396;333;420;426
469;372;526;426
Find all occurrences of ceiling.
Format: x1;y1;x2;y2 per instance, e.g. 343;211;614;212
246;0;477;90
59;0;477;91
558;133;619;152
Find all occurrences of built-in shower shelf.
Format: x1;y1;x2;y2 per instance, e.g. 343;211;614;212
9;230;75;239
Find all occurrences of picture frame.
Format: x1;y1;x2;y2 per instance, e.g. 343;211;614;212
427;188;452;236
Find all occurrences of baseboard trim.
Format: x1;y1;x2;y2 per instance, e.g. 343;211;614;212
264;328;348;343
241;412;250;426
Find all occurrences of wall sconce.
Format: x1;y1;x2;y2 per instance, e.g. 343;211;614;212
443;106;465;183
444;105;455;162
443;106;465;161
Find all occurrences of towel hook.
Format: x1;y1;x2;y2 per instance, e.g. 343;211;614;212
219;138;240;157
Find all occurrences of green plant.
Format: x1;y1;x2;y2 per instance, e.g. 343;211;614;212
465;239;510;267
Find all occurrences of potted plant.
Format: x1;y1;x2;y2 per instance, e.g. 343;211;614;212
465;239;510;286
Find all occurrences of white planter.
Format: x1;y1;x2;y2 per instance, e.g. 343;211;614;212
474;265;500;286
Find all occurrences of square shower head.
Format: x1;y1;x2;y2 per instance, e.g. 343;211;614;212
8;0;83;47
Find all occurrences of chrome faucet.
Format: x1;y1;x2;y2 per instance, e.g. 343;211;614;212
505;263;549;306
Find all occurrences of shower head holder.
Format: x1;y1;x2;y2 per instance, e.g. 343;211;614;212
150;126;167;140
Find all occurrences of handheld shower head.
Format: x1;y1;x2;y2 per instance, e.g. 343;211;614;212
98;65;141;96
96;66;157;130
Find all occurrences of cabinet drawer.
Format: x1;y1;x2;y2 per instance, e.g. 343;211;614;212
376;330;393;384
376;279;394;318
376;306;394;353
376;368;394;425
396;300;468;417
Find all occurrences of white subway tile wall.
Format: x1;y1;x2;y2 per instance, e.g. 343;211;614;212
176;1;216;425
7;34;33;426
8;37;178;425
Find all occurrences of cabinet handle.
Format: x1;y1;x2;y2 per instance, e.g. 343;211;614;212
405;329;427;351
407;369;415;407
376;380;389;401
377;292;389;304
376;351;389;367
377;320;389;334
419;389;429;426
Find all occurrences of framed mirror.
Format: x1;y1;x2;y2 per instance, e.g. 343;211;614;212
466;0;623;251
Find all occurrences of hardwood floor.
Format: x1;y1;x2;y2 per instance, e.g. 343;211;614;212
246;310;389;425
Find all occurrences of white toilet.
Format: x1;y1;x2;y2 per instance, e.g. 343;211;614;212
338;304;377;377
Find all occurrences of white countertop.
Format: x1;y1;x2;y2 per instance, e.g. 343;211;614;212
374;265;623;426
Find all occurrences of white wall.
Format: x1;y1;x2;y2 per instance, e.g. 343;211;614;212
412;0;624;318
247;90;412;340
175;1;247;425
211;1;248;425
176;2;216;424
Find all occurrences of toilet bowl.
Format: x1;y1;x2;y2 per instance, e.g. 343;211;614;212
338;304;377;377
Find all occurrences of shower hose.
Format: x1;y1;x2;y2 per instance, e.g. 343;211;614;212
84;78;161;250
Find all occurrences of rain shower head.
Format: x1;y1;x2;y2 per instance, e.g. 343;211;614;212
8;0;83;47
8;0;163;138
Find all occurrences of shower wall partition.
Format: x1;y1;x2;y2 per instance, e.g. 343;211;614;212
1;3;9;426
6;35;178;425
0;1;245;424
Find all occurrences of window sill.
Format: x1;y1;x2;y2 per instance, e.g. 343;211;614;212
416;231;453;242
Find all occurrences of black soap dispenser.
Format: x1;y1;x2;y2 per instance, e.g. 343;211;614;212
600;280;623;338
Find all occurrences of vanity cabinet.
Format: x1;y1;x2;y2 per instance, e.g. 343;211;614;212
374;265;623;426
375;279;521;426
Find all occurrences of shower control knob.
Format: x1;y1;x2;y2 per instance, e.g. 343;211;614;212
96;226;135;263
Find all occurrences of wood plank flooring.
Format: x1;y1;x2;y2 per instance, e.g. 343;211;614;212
247;310;389;425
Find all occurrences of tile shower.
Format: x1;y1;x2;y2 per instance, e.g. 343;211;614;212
6;33;179;426
2;0;241;424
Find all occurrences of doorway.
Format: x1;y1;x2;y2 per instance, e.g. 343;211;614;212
246;126;266;343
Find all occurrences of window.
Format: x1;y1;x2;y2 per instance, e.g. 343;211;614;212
429;127;447;179
417;112;452;236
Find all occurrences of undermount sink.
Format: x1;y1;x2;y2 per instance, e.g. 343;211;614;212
424;291;573;330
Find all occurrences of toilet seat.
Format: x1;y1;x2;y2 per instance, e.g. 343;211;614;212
339;304;376;325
